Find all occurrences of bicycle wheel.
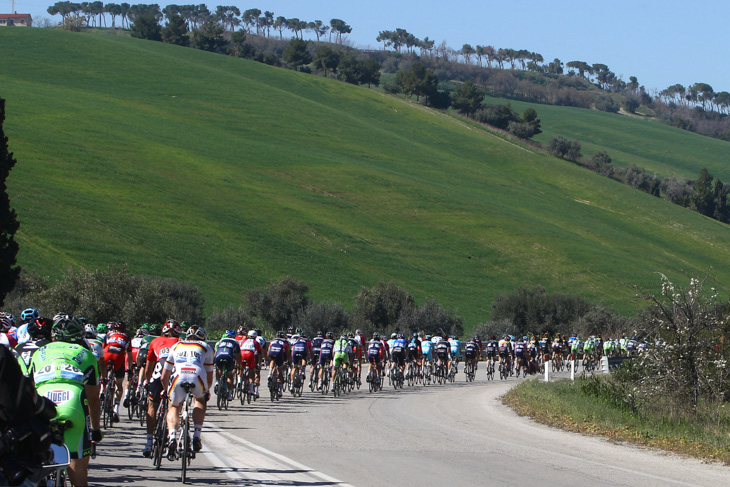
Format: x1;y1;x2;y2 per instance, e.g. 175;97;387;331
181;419;189;484
152;411;167;469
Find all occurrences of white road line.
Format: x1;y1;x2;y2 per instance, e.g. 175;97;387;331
204;420;355;487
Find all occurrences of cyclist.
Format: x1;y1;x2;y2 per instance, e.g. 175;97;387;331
15;307;39;346
214;330;241;401
485;336;498;367
449;335;461;372
498;335;512;373
234;325;247;343
0;313;17;348
29;315;102;487
267;331;290;395
473;335;483;365
463;337;478;374
102;321;133;422
142;319;181;458
15;317;53;375
390;333;408;382
407;333;422;378
96;323;108;342
434;337;451;379
162;325;214;457
514;337;527;375
84;325;107;381
240;329;263;398
317;331;335;389
366;333;383;383
420;334;434;377
290;332;310;390
135;323;159;401
332;333;352;385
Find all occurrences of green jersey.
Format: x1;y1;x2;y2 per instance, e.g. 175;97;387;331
29;341;99;388
138;334;157;362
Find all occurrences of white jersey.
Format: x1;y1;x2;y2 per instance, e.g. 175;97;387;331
164;339;214;403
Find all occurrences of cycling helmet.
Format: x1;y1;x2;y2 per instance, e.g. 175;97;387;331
52;316;85;342
149;323;162;335
412;333;418;338
135;328;149;338
20;308;39;323
373;332;379;339
391;333;397;339
247;330;257;338
84;323;97;334
325;331;334;339
523;336;528;340
186;325;207;342
28;317;53;340
0;312;16;328
108;321;126;332
397;333;405;339
224;329;236;338
162;319;181;337
316;330;324;337
356;329;362;335
0;314;13;333
287;326;294;334
255;328;262;337
276;330;286;338
237;325;247;335
96;323;108;333
425;335;431;340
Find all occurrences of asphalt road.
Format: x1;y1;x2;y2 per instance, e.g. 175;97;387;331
89;367;728;486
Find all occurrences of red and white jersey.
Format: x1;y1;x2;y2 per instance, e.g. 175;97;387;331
147;336;180;380
0;331;17;348
104;331;131;355
239;337;262;356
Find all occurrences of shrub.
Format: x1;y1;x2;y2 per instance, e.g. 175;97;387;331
245;276;310;330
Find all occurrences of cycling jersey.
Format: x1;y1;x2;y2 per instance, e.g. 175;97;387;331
435;340;450;359
145;336;179;401
449;339;461;358
267;338;289;367
131;336;144;363
0;330;17;348
366;339;382;364
240;337;262;370
312;337;323;356
136;333;157;367
291;338;309;363
318;338;335;365
498;339;511;355
407;338;421;361
514;341;526;357
464;341;477;358
421;340;434;361
333;338;352;367
214;337;240;371
15;323;31;346
103;331;131;378
14;338;51;375
164;340;214;404
29;341;99;459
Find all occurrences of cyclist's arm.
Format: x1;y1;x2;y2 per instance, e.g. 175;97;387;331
85;383;102;431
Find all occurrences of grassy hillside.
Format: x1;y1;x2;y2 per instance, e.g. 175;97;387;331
483;95;730;181
2;28;730;326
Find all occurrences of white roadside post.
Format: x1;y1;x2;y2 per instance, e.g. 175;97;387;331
570;360;575;381
544;361;550;382
601;355;609;374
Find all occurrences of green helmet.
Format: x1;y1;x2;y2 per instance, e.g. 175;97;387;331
96;323;108;333
140;323;151;330
150;323;162;336
53;316;85;342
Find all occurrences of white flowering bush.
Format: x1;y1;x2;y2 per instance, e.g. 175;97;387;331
631;272;730;415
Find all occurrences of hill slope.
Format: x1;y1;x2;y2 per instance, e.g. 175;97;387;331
2;28;730;325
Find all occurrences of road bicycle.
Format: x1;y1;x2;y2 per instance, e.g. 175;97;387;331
100;371;117;429
309;363;320;392
125;369;139;421
448;359;458;383
172;382;196;484
320;365;331;394
151;395;169;469
367;367;382;393
464;359;476;382
45;418;74;487
499;359;509;380
291;364;305;397
215;364;231;411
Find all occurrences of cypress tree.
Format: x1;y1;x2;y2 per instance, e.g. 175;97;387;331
0;98;21;307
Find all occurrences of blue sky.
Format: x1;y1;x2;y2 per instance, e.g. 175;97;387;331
12;0;728;94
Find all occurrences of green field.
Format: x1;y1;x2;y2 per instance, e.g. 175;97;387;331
2;28;730;325
482;95;730;181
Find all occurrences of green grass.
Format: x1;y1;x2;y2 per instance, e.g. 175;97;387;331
504;378;730;464
2;28;730;325
482;95;730;181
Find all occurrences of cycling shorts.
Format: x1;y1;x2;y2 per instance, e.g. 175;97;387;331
292;351;307;364
436;351;449;362
168;373;207;406
367;352;381;365
311;349;321;363
104;352;126;379
392;350;406;367
464;350;476;360
269;352;285;367
38;383;90;459
334;352;348;367
318;353;333;366
215;355;235;373
241;350;257;370
147;378;164;403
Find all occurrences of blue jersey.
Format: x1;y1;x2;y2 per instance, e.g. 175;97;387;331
268;338;287;357
421;340;433;354
319;338;335;357
450;340;460;356
392;338;408;353
215;337;240;359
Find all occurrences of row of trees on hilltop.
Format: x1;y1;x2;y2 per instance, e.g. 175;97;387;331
46;2;352;42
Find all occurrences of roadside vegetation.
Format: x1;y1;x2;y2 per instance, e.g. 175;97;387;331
505;273;730;464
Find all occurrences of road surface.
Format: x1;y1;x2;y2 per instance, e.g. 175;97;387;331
89;368;728;486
